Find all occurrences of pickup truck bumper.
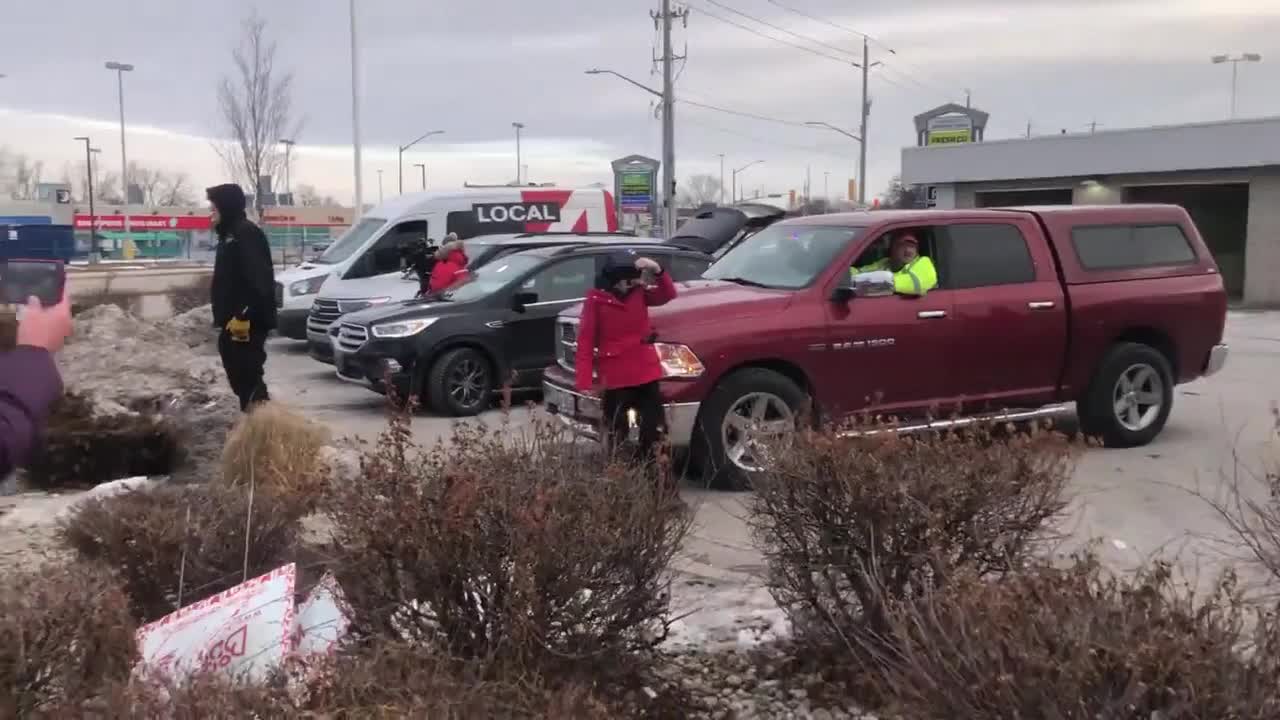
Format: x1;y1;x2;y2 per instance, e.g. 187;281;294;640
541;374;701;448
1203;343;1229;377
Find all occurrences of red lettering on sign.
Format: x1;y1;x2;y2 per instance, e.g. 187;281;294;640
197;624;249;672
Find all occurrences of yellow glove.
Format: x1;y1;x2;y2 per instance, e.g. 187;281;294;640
225;316;251;343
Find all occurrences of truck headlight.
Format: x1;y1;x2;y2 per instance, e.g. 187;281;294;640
339;296;392;313
655;343;705;379
371;317;438;339
289;275;327;296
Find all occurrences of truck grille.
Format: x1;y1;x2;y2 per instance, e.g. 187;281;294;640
307;298;343;334
557;318;578;372
336;323;369;353
274;282;284;308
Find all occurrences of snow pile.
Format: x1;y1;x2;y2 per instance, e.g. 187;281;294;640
63;304;229;410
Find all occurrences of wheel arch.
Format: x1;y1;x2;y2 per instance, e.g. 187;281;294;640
1110;327;1178;379
417;337;506;389
700;358;818;422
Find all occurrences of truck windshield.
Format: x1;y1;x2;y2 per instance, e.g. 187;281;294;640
704;224;863;289
314;217;386;264
441;253;543;303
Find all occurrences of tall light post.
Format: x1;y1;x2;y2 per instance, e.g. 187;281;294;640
413;163;427;190
512;122;525;185
585;68;676;232
376;169;384;203
349;0;364;216
74;137;98;263
718;153;725;205
1212;53;1262;119
397;129;444;194
731;160;763;203
823;171;830;208
806;121;863;204
278;138;296;200
104;61;133;249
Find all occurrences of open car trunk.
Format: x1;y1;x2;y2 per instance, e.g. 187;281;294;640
668;204;787;257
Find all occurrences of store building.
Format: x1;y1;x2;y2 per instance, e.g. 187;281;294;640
901;115;1280;305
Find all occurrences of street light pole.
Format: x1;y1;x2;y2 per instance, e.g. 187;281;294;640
414;163;427;190
349;0;364;217
278;138;295;199
512;122;524;185
397;129;444;194
806;120;863;203
1212;53;1262;118
105;62;133;248
731;160;762;204
377;169;384;203
718;154;725;205
74;137;98;263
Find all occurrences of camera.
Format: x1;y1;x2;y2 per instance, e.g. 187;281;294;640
399;236;439;293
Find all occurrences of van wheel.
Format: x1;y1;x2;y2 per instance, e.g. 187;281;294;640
1077;342;1173;448
695;369;805;491
428;348;493;417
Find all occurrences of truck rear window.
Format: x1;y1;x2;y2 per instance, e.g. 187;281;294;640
1070;224;1196;271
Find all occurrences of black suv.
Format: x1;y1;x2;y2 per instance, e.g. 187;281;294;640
332;242;712;415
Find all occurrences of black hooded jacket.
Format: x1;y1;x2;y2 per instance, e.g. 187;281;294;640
207;184;277;330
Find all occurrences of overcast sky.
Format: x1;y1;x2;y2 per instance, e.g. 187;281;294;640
2;0;1278;206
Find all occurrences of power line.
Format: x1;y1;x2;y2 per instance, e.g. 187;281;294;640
680;112;853;156
702;0;859;61
679;97;812;127
678;2;854;66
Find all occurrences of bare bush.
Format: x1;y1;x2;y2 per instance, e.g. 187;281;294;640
750;425;1075;650
57;483;301;623
23;392;183;490
0;563;137;717
324;411;690;683
219;401;331;514
863;553;1280;719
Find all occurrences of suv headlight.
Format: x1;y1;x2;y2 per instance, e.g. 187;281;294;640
654;343;705;379
371;317;438;339
339;296;391;313
289;275;327;296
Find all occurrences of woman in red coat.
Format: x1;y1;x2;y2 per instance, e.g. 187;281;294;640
574;251;677;465
428;237;469;294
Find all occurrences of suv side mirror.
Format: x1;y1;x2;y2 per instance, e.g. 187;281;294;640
512;291;538;312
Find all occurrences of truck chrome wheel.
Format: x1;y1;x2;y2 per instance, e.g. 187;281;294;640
721;392;795;472
1112;363;1164;432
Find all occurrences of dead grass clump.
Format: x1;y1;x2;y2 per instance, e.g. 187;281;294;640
750;424;1075;653
324;411;690;687
219;401;331;511
863;554;1280;719
0;563;137;718
23;392;183;490
57;483;301;623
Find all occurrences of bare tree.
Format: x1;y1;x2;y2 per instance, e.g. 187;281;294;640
881;175;924;210
8;154;44;200
296;183;336;207
156;172;195;207
677;173;723;208
215;10;299;209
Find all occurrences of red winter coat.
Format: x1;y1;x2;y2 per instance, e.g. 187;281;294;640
428;246;469;294
574;271;678;392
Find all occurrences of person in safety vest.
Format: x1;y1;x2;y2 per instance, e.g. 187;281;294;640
853;232;937;296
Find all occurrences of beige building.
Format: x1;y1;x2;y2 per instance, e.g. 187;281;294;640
901;116;1280;305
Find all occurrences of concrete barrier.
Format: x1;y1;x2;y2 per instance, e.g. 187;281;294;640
67;266;214;320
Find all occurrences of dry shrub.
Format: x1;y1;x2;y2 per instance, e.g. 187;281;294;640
864;553;1280;719
57;483;301;623
750;424;1075;650
23;392;183;490
168;274;213;315
0;563;137;718
324;411;690;685
219;401;331;511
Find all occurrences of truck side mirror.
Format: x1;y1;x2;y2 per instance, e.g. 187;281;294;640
831;274;856;303
512;291;538;312
851;270;895;299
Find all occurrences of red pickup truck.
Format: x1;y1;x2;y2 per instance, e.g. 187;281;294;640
542;205;1229;489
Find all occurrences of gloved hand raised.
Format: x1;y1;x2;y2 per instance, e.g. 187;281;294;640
226;306;251;343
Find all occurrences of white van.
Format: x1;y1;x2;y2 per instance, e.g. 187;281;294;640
274;187;616;339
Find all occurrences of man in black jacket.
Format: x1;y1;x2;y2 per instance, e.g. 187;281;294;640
207;183;276;411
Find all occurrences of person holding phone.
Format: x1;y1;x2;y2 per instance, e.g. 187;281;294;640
208;183;276;412
574;252;677;469
1;293;72;478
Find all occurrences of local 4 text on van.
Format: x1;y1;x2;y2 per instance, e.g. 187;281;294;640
473;201;562;224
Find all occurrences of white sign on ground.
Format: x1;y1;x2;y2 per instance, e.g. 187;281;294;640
293;572;348;657
136;563;297;683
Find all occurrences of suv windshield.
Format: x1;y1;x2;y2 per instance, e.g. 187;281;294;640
441;253;544;303
315;217;386;264
705;224;863;289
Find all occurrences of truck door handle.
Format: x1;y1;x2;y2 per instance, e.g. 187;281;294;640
1027;301;1056;310
917;310;947;319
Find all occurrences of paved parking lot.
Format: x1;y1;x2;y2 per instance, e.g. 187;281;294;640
267;311;1280;636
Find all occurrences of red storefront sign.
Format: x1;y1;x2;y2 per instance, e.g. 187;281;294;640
74;214;210;231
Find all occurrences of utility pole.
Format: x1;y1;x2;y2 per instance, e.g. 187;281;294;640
653;0;687;237
823;171;829;208
348;0;364;217
855;37;881;206
965;88;972;108
279;139;295;200
1026;121;1032;139
716;152;727;204
377;169;384;203
105;62;133;249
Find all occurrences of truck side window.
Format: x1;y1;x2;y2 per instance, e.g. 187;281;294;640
1071;224;1196;270
852;226;938;271
941;224;1036;289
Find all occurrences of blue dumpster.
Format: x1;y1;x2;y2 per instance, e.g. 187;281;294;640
0;224;76;262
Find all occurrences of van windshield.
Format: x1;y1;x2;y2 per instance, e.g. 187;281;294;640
314;217;386;264
704;224;863;289
441;254;543;303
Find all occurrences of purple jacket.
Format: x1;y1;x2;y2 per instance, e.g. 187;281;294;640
0;347;63;478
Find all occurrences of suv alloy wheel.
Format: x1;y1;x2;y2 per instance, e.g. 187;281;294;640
428;347;494;417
